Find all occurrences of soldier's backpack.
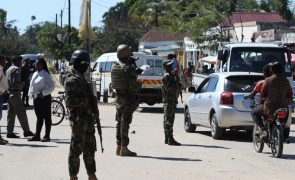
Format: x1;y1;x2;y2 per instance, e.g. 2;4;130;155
111;63;129;90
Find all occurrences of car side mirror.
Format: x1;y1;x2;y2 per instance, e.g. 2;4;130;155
188;86;197;93
99;67;103;73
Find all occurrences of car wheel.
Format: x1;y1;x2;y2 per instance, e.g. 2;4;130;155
184;108;196;133
210;113;225;139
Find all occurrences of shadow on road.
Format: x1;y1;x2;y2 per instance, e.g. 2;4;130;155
139;107;184;114
51;139;70;144
287;136;295;143
196;130;252;142
136;155;201;162
181;144;230;149
8;143;58;148
283;154;295;160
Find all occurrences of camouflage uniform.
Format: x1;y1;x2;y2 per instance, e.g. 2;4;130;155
112;62;139;147
162;60;181;145
64;67;97;177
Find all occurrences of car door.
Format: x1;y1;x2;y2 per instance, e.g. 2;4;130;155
199;77;219;126
189;78;210;124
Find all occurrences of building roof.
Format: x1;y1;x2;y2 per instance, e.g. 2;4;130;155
220;12;286;27
139;29;186;42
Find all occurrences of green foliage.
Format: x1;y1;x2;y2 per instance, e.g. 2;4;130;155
93;2;147;56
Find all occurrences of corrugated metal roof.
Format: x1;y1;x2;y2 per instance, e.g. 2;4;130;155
139;29;186;42
220;12;286;27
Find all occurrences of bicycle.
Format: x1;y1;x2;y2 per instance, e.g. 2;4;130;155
51;91;68;125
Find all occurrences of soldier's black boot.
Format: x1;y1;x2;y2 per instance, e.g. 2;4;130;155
164;133;168;144
120;146;137;156
168;134;181;146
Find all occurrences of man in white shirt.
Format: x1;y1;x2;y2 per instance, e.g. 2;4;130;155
0;55;9;144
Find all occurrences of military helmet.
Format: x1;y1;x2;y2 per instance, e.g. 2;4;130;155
117;44;132;59
163;60;173;68
70;50;90;64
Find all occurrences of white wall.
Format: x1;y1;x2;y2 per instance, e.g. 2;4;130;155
233;21;258;42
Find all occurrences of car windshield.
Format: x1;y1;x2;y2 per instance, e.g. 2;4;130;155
224;75;264;93
229;47;292;76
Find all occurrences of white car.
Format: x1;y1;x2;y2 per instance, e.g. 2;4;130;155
184;72;282;139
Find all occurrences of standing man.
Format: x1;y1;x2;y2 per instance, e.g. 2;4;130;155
5;56;33;138
162;60;181;146
111;44;141;156
64;50;98;180
21;58;31;107
0;55;9;144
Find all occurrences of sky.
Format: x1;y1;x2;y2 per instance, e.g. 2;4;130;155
1;0;124;33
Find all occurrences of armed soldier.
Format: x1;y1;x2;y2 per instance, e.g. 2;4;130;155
111;44;142;157
64;50;98;180
162;60;181;146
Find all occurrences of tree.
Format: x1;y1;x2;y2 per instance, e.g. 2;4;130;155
92;2;147;55
0;9;21;55
259;0;293;22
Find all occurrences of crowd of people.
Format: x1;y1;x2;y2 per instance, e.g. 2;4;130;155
0;55;54;144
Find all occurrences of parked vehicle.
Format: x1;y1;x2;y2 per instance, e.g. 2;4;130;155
192;43;293;87
184;72;292;139
92;52;164;105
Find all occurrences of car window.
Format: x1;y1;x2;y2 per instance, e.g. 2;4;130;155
206;77;219;92
224;76;264;93
198;78;210;93
98;61;115;72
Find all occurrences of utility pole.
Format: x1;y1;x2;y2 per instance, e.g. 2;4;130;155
60;9;63;28
55;13;58;27
68;0;71;45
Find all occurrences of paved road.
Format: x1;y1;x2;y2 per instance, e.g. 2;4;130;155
0;92;295;180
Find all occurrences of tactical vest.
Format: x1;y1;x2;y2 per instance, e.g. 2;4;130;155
111;63;129;89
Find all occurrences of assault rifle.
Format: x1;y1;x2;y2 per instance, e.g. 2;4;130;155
88;82;104;153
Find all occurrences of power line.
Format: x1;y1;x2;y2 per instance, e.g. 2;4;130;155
92;0;109;9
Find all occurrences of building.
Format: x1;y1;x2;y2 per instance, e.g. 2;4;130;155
219;12;286;43
138;29;186;66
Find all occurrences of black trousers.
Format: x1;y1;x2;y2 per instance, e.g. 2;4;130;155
33;95;52;137
251;104;264;129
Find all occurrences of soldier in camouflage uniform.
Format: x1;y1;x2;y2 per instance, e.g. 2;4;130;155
162;60;181;146
64;50;98;180
111;44;142;157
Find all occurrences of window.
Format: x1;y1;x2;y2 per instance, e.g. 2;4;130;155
224;76;264;93
206;77;219;92
98;61;115;72
198;78;210;93
230;47;291;76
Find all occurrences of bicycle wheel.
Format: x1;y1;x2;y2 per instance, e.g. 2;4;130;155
270;125;284;158
51;100;65;125
253;125;264;153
